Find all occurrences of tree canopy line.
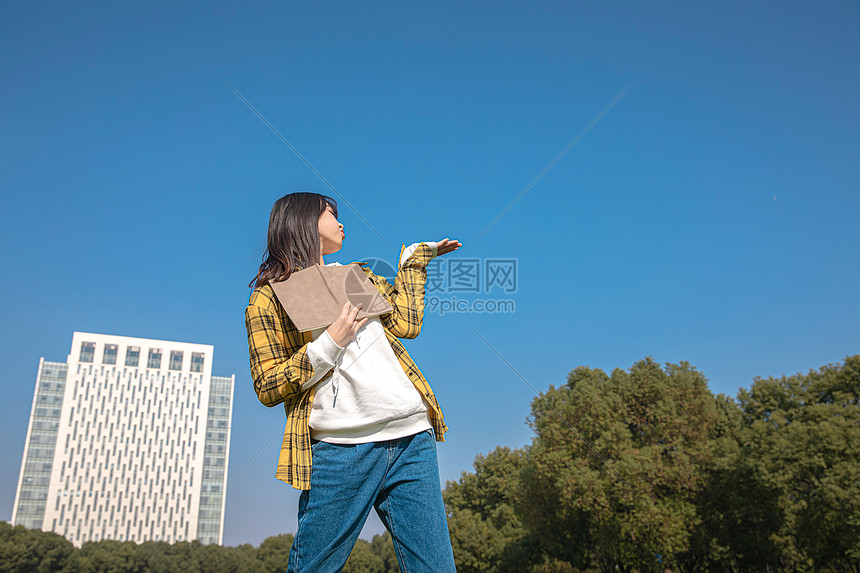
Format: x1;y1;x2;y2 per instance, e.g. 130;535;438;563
3;355;858;572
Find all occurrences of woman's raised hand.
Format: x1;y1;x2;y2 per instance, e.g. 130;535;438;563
435;238;462;256
326;301;368;348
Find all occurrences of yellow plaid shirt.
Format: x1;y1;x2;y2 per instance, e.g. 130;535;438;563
244;242;448;490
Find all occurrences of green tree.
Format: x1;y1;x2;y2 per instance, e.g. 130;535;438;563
196;541;259;573
368;533;398;572
0;522;77;573
343;538;385;573
519;358;718;572
76;540;138;573
677;393;781;571
444;446;538;572
737;355;860;571
256;533;293;573
130;540;174;572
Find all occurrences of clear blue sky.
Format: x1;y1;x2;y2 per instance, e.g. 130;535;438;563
1;1;857;547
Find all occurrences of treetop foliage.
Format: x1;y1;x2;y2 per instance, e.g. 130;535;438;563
0;524;398;573
446;355;860;572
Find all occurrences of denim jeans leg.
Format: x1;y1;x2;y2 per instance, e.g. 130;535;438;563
374;430;457;573
288;441;385;572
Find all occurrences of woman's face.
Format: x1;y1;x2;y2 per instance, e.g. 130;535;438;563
318;203;344;256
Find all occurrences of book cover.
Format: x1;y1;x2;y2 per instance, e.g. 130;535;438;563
269;263;394;332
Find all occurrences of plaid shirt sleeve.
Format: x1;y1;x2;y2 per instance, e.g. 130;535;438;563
245;285;322;407
360;242;435;339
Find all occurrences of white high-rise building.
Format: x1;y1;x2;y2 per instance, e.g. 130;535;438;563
11;332;234;546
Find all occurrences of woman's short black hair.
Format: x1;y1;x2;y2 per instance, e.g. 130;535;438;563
249;192;338;288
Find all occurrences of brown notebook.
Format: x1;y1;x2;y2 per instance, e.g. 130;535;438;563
269;263;394;332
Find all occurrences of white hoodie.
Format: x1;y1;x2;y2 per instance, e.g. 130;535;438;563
302;242;437;443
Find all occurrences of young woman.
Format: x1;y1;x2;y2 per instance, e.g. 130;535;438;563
245;192;461;572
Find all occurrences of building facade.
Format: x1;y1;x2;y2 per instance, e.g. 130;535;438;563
11;332;234;546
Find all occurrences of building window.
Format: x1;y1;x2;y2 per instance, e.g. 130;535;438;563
190;352;205;373
125;346;140;367
168;351;183;371
79;342;95;363
102;344;118;365
147;349;162;369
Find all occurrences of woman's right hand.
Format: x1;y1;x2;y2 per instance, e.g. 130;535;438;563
326;301;368;348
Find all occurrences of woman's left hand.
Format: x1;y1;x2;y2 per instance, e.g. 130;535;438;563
435;238;462;256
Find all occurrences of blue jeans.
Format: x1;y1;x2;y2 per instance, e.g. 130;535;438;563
287;429;457;572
